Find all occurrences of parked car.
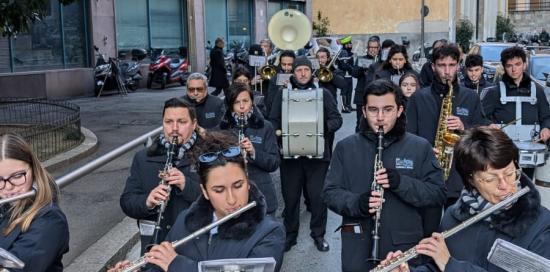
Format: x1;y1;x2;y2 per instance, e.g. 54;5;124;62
528;53;550;102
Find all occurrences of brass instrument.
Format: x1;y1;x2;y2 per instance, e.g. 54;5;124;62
369;125;385;263
268;9;312;51
149;136;178;246
121;202;257;272
318;47;342;83
434;80;461;180
370;186;530;272
259;51;277;80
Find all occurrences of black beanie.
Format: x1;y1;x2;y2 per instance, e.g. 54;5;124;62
293;56;312;70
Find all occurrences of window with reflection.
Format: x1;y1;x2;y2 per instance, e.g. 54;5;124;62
115;0;148;50
63;0;87;68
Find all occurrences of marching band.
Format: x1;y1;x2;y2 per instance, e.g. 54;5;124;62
2;8;550;272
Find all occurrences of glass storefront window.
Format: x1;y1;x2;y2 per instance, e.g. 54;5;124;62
13;1;64;71
115;0;148;50
205;0;227;50
0;39;10;73
63;0;87;68
150;0;185;49
227;0;252;47
268;0;305;21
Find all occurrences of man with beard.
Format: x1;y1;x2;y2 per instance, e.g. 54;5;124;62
268;57;342;253
323;80;445;271
352;36;382;132
460;54;494;99
120;98;203;255
181;73;225;129
406;44;489;231
264;50;295;119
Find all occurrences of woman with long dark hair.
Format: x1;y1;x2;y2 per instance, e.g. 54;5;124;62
374;44;419;86
0;133;69;272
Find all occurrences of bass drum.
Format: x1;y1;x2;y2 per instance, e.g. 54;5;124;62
534;156;550;210
514;141;547;168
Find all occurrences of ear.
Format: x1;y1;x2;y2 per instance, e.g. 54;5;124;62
200;184;209;200
397;105;404;117
362;105;368;118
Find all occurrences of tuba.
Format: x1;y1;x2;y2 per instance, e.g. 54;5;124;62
369;126;385;263
268;9;312;51
318;47;342;83
434;80;461;180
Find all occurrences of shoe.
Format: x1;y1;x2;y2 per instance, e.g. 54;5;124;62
341;106;351;113
285;239;297;252
313;237;330;252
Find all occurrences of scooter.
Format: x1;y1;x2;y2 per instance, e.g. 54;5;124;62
93;45;127;97
118;49;147;91
147;47;189;90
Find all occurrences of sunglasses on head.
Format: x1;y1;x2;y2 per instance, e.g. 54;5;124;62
198;146;241;164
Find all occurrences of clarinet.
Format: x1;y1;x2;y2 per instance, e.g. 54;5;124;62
237;113;247;164
371;186;530;272
369;126;385;263
149;136;178;246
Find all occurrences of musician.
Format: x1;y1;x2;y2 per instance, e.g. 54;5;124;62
419;39;448;88
336;36;355;113
315;47;347;101
209;37;230;97
323;80;446;272
374;45;419;86
264;50;295;119
482;46;550;178
268;57;342;252
352;36;382;132
382;127;550;272
181;73;225;129
407;44;490;208
120;98;202;254
218;83;280;215
0;133;69;272
399;72;421;99
460;54;494;99
109;131;285;272
232;66;267;116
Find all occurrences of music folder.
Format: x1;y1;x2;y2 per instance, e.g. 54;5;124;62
198;257;276;272
0;247;24;269
487;238;550;272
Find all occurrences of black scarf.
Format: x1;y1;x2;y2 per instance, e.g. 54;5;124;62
156;132;197;160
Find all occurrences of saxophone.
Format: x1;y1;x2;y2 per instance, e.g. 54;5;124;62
149;135;178;246
434;80;461;180
369;126;385;263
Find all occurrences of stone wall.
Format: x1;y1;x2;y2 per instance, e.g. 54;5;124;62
509;10;550;33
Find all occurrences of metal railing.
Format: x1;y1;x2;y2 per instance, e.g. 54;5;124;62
509;1;550;12
0;126;163;205
0;98;83;161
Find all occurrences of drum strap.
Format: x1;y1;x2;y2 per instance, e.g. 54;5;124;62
499;81;537;125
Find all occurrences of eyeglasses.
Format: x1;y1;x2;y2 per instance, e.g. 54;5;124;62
0;170;28;190
365;106;397;117
198;146;242;164
188;87;206;93
234;79;250;84
474;169;521;187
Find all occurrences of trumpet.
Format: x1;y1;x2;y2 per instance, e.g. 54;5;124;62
318;47;342;83
369;125;385;263
149;136;178;246
121;201;257;272
370;186;530;272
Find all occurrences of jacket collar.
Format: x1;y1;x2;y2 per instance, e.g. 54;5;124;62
431;77;461;97
463;74;487;90
184;183;266;240
359;118;406;148
146;135;199;166
452;175;541;238
502;73;532;94
219;107;265;130
182;94;210;107
289;76;316;90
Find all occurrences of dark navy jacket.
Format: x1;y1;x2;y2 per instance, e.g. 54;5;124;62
323;124;446;271
374;66;419;86
460;73;494;99
218;110;280;214
182;94;225;129
149;184;285;272
120;137;202;254
351;55;382;105
0;203;69;272
413;177;550;272
268;76;343;162
482;73;550;129
406;79;490;198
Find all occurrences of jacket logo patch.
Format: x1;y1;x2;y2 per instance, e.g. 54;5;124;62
455;107;469;116
205;112;216;119
249;135;263;144
395;158;414;170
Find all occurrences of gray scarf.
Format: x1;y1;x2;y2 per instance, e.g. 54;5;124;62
159;131;197;160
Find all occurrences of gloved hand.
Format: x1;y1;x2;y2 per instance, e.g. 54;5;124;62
358;191;371;215
385;168;401;190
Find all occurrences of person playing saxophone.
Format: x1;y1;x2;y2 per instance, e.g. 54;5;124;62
406;44;490;238
120;98;203;255
380;127;550;272
323;80;446;271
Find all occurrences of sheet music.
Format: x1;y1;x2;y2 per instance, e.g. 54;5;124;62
276;74;292;86
198;257;276;272
309;58;320;70
249;55;266;67
487;238;550;272
357;58;373;68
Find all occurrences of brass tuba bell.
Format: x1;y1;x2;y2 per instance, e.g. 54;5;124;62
268;9;312;51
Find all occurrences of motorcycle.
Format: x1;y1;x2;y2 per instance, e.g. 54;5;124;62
118;49;147;91
147;47;189;90
93;45;126;96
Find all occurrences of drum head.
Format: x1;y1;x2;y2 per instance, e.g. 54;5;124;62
515;141;546;151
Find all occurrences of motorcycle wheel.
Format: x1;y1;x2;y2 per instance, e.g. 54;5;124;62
160;74;167;89
94;84;102;96
146;74;153;89
128;80;139;91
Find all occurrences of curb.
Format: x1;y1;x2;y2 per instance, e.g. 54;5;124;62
65;217;139;272
43;126;99;172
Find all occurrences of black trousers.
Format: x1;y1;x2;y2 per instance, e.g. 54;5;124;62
281;158;329;241
342;77;353;107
